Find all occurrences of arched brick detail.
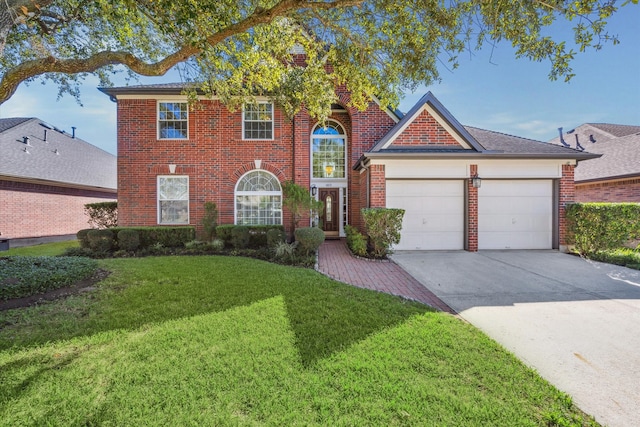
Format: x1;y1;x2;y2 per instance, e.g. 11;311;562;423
230;162;287;186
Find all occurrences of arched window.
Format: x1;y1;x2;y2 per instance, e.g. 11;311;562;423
312;121;346;179
235;170;282;225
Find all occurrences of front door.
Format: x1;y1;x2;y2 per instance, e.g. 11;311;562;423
320;188;339;238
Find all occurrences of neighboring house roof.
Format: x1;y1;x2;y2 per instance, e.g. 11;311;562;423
361;92;598;165
548;123;640;183
0;118;117;191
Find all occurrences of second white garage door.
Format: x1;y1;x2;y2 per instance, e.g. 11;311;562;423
478;180;553;250
386;180;464;250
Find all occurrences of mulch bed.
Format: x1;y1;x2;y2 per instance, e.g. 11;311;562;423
0;269;111;311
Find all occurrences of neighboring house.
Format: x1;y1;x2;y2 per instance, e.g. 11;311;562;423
100;84;596;252
549;123;640;202
0;118;117;247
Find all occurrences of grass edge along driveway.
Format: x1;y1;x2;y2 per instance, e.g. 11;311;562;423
0;254;598;426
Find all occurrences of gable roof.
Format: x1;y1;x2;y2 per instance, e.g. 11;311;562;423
0;118;117;191
549;123;640;182
369;92;485;152
362;93;598;164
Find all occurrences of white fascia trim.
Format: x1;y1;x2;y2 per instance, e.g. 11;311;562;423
371;95;401;124
115;94;194;100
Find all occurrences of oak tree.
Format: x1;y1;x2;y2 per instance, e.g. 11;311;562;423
0;0;635;119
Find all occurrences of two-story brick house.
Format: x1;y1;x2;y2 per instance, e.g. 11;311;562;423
100;84;597;252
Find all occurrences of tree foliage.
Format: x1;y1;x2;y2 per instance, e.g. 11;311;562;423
0;0;635;119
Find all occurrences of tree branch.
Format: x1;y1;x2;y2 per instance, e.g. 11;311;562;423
0;0;363;104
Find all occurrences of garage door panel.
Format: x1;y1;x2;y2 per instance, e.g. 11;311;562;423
387;180;464;250
479;180;553;250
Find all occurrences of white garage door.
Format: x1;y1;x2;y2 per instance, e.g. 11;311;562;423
386;180;464;250
479;180;553;250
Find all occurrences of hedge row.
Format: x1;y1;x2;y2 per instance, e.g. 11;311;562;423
565;203;640;255
78;226;195;252
216;225;285;249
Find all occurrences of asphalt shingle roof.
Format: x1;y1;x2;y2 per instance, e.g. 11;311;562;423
548;123;640;182
0;118;117;190
465;126;591;156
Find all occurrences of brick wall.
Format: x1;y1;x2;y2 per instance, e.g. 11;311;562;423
576;178;640;202
0;180;115;239
368;164;386;208
116;90;397;237
559;164;576;248
467;165;478;252
390;108;460;146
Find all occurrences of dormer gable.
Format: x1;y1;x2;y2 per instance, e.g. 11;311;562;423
369;92;485;153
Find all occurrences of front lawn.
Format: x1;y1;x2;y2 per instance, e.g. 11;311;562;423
1;240;78;257
0;255;597;426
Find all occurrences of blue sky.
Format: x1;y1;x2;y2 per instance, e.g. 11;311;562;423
1;7;638;156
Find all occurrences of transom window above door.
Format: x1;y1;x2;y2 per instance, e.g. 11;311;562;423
312;121;346;179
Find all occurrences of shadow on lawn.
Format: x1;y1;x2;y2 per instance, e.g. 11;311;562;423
1;256;433;367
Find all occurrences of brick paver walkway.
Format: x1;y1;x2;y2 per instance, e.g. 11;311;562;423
317;239;455;313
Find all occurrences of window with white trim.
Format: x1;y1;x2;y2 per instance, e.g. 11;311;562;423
158;176;189;224
235;170;282;225
158;102;188;139
312;121;346;179
243;102;273;140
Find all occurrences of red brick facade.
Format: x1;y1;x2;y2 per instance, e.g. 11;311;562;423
467;165;479;252
115;90;396;237
576;178;640;202
390;108;460;146
559;164;576;248
0;179;115;239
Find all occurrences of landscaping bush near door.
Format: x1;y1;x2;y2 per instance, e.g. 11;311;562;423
362;208;405;258
565;203;640;255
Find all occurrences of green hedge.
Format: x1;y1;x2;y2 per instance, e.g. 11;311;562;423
97;226;195;250
216;225;285;248
565;203;640;255
345;225;367;257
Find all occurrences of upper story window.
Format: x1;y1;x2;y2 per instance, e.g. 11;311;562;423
312;121;346;179
158;175;189;224
243;102;273;140
158;102;188;139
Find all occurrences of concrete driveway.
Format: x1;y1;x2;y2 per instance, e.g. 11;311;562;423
392;250;640;427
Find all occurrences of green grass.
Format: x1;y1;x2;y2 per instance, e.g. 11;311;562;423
589;248;640;270
0;256;598;426
2;240;78;257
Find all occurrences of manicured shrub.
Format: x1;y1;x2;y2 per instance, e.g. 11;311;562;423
294;227;325;255
87;229;114;252
117;229;140;251
0;256;98;300
201;202;218;241
345;225;368;257
111;226;195;249
267;228;286;247
216;225;235;247
231;226;250;249
84;201;117;229
361;208;405;258
76;228;93;249
566;203;640;255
